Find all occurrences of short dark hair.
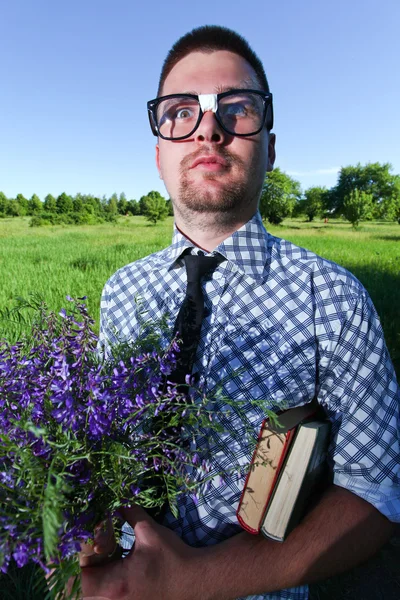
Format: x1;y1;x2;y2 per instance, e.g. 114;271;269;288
157;25;270;97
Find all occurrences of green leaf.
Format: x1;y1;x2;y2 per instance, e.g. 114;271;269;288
42;472;67;563
43;556;81;600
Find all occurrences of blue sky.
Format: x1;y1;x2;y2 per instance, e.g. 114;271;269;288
1;0;399;201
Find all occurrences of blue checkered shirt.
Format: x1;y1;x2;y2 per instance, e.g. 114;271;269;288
100;212;400;600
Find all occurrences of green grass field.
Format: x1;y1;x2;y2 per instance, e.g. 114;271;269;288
1;215;399;374
0;215;399;599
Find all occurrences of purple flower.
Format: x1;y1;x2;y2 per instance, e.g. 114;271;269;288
0;549;10;574
12;543;30;568
0;472;14;488
59;539;82;559
0;296;224;588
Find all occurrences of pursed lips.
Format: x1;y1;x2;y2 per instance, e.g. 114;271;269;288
190;155;229;170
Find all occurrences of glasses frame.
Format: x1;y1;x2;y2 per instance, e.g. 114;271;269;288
147;89;274;141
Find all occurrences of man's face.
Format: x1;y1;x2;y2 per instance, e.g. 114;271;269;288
155;50;275;223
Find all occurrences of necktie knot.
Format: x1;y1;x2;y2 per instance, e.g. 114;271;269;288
183;253;221;284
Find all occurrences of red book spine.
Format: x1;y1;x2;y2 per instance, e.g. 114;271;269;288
237;423;296;535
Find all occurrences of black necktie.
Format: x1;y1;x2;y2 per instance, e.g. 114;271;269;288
151;252;221;522
169;252;221;388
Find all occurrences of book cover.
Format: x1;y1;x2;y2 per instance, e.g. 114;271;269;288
237;421;294;534
261;420;331;542
237;399;320;534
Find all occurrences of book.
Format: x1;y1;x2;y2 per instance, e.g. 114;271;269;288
236;422;295;534
261;419;331;542
236;400;320;535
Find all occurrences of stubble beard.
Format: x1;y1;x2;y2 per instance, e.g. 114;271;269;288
175;148;261;229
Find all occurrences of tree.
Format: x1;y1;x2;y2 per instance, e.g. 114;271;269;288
28;194;43;215
259;169;301;225
147;190;163;201
138;191;166;217
118;192;128;215
6;198;22;216
299;187;328;221
56;192;73;214
166;198;174;216
109;192;118;206
139;195;150;216
44;194;57;213
387;195;400;224
73;194;84;214
343;189;373;228
87;195;102;215
104;195;118;219
0;191;9;216
16;193;29;216
374;177;400;220
127;199;139;215
329;162;400;215
139;191;161;214
143;195;169;224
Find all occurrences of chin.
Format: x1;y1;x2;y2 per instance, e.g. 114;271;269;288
178;184;245;214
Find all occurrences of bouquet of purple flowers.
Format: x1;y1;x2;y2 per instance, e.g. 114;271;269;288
0;296;265;598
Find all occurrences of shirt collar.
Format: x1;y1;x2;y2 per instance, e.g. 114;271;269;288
165;212;270;281
217;212;270;280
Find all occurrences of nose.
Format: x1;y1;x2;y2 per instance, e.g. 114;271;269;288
195;110;226;144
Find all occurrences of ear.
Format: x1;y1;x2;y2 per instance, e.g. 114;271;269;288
267;133;276;172
155;143;163;179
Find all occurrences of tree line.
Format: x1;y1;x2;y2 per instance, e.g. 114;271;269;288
260;162;400;227
0;190;171;226
1;162;399;228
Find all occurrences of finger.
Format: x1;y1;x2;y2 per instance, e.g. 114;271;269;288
79;544;122;568
93;519;116;555
79;519;112;557
119;504;155;529
80;549;107;568
79;541;96;557
79;519;119;568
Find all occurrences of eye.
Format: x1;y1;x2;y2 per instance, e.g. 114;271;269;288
221;102;248;118
176;107;194;119
220;101;251;119
219;93;264;121
158;100;198;124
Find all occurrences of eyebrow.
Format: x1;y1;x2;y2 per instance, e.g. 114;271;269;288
215;79;258;93
180;79;259;96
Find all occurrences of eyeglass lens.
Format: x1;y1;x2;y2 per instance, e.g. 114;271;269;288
156;92;266;139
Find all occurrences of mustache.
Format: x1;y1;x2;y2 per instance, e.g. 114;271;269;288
180;146;243;171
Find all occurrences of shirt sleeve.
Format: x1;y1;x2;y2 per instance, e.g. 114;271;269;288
316;284;400;522
98;278;119;357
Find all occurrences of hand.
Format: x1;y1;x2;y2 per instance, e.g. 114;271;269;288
81;505;205;600
79;518;122;568
47;521;119;598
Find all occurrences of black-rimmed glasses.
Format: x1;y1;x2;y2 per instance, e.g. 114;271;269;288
147;89;273;140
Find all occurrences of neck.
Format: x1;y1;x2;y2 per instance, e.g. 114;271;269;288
174;209;257;252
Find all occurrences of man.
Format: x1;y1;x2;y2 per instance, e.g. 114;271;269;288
82;25;399;600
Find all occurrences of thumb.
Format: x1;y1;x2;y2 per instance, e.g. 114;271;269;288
119;504;156;529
